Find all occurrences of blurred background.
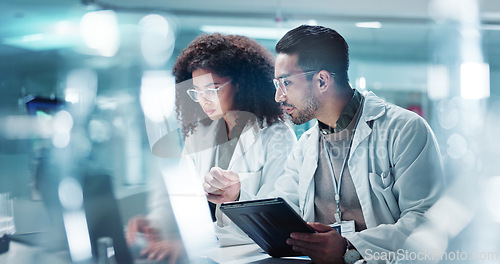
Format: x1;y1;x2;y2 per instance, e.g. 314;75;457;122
0;0;499;263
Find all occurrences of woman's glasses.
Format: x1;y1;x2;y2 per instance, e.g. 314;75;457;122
186;81;230;102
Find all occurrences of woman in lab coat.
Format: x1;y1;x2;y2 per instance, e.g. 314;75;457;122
127;33;296;261
172;33;296;237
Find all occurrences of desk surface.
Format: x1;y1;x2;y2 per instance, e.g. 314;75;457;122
215;243;268;264
215;244;311;264
0;240;311;264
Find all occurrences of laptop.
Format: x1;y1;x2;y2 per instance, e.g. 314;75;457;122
82;172;219;264
154;158;220;263
8;169;143;263
23;168;208;264
82;173;137;263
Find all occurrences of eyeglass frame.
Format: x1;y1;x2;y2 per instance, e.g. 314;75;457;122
273;70;317;96
186;81;231;102
273;70;335;96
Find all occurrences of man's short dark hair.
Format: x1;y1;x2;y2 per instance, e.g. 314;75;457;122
276;25;350;88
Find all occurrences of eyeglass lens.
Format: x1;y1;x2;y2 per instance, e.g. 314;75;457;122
188;89;219;102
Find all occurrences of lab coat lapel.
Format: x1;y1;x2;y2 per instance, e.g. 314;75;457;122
348;92;386;228
299;124;319;217
301;124;319;185
192;120;220;175
348;119;377;227
227;122;259;171
349;92;385;155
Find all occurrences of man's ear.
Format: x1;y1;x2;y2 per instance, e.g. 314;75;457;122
317;70;332;93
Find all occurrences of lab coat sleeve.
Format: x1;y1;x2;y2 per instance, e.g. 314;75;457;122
238;123;297;201
348;115;445;263
216;123;297;245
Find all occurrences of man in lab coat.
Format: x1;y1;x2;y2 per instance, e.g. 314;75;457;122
271;25;445;264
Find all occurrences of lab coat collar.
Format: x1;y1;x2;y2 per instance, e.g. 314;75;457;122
360;91;386;122
304;91;386;159
299;91;387;196
183;118;220;155
348;91;387;153
227;120;260;170
183;113;261;171
301;123;320;190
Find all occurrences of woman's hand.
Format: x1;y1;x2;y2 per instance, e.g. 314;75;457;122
141;239;185;264
203;167;241;204
126;216;160;245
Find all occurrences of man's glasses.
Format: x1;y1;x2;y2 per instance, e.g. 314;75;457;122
273;71;318;95
186;81;230;102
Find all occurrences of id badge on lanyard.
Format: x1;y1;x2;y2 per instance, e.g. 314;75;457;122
329;220;355;237
323;97;365;237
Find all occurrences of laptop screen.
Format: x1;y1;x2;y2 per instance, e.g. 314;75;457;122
82;173;134;264
83;163;219;263
155;158;219;262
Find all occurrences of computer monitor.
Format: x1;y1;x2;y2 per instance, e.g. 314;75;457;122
25;96;64;117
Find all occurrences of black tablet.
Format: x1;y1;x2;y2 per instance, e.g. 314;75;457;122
220;197;315;258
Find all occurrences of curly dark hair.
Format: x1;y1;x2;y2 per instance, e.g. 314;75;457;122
173;33;283;138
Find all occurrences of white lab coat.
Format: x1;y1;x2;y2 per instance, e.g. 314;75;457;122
149;116;297;245
271;91;445;262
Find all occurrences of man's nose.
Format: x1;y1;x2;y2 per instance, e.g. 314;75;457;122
275;88;285;102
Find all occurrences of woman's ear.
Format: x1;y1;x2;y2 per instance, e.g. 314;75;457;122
233;82;239;94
